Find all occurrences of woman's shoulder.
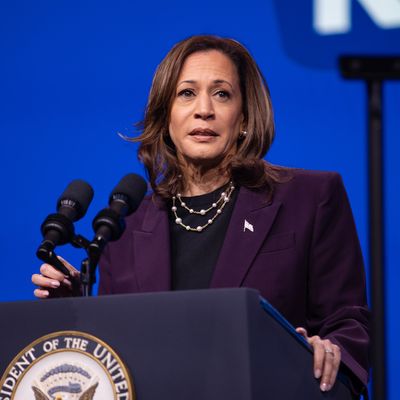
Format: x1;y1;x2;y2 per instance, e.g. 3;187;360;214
272;164;341;181
271;165;343;186
268;165;347;204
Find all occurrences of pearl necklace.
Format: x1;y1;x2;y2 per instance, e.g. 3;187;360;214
171;182;235;232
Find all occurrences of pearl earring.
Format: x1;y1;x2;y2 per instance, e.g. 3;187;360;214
239;130;248;139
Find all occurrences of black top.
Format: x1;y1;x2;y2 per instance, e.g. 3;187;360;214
168;184;238;290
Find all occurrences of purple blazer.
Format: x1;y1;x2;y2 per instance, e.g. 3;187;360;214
99;170;369;393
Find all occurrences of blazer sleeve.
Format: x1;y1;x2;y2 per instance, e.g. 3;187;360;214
306;173;370;394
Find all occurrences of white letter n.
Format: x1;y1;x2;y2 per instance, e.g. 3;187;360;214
314;0;400;35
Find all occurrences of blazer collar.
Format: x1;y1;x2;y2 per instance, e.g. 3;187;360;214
210;186;281;288
132;197;171;292
132;187;281;292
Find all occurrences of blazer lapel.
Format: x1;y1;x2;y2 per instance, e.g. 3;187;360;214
132;198;171;292
210;187;281;288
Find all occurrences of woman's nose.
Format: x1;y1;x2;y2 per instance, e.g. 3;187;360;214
194;94;215;120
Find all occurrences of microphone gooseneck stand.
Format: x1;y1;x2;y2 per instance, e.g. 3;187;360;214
71;235;96;297
80;234;109;297
340;56;400;400
65;233;103;297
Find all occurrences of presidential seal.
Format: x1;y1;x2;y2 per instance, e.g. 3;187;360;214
0;331;135;400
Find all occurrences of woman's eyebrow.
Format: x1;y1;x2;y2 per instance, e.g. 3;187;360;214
213;79;234;89
177;79;234;89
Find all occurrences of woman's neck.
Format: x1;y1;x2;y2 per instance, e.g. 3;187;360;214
180;168;230;197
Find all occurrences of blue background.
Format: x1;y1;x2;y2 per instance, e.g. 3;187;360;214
0;1;399;398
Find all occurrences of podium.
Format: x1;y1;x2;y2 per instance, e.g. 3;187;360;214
0;288;353;399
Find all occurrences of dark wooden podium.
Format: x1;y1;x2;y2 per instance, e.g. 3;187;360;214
0;288;353;399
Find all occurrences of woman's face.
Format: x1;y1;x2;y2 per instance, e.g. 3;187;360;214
169;50;243;168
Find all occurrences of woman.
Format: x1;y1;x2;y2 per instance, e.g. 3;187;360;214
32;35;369;397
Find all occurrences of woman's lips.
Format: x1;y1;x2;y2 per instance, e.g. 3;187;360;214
189;128;218;137
188;128;218;143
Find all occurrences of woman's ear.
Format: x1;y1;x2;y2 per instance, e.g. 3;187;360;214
238;130;248;140
238;116;248;140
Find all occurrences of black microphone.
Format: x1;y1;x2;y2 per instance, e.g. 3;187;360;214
89;174;147;258
37;180;94;275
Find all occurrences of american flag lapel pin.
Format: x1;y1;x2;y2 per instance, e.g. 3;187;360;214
243;219;254;233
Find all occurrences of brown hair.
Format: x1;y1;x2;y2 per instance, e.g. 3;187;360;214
133;35;283;198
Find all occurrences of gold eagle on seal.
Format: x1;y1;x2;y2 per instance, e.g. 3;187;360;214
31;363;99;400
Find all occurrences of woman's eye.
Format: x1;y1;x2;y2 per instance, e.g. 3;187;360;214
215;90;231;99
178;89;194;98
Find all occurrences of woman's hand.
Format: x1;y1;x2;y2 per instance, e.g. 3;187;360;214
32;257;81;298
296;327;341;392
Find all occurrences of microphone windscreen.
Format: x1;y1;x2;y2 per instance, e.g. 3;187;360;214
57;180;94;220
110;174;147;215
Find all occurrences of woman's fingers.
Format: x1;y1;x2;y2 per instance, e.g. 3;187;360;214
33;288;50;298
32;258;80;298
32;272;73;289
39;263;66;281
311;338;341;391
322;343;341;390
295;327;308;337
32;270;61;286
310;336;325;380
295;328;324;379
295;327;341;392
320;341;334;391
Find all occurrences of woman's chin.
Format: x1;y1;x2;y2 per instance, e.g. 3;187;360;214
182;153;225;169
